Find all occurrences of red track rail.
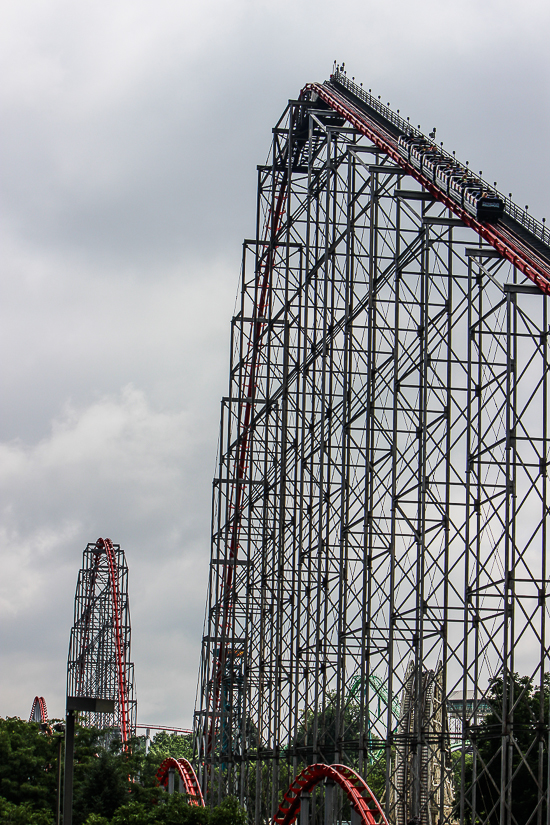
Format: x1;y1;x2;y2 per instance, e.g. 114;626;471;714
29;696;48;724
272;763;388;825
308;79;550;294
96;538;129;744
156;757;205;806
207;163;291;752
76;553;100;693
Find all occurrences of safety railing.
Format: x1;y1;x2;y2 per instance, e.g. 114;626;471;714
330;70;549;249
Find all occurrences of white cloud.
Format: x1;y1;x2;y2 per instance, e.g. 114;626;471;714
0;385;212;721
1;0;549;726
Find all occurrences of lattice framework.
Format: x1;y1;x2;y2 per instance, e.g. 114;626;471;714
196;82;550;825
67;539;137;741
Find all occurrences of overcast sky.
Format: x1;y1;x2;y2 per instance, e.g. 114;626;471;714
1;0;549;728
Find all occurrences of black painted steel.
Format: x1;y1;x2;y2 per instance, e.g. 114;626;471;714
196;74;550;825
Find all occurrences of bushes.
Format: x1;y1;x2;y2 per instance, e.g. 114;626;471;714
0;796;54;824
0;718;246;824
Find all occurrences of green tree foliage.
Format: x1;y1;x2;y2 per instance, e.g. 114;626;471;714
73;747;130;824
0;717;246;824
98;794;244;825
0;795;54;824
147;732;193;763
0;718;58;812
463;673;549;824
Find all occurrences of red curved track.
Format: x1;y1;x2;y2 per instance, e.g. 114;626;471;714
29;696;48;724
156;757;204;806
272;763;388;825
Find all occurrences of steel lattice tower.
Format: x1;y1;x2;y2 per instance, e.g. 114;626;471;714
67;538;137;742
196;70;550;825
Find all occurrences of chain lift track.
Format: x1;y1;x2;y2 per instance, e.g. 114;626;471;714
67;538;137;742
196;70;550;824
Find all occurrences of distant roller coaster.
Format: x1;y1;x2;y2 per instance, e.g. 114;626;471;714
67;538;136;742
195;68;550;825
29;696;48;724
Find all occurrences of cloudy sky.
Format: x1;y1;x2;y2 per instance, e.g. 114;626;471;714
1;0;549;728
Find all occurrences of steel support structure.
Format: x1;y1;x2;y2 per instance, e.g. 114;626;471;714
67;538;137;741
196;74;550;825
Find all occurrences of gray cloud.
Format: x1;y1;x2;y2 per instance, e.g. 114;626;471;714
1;0;549;725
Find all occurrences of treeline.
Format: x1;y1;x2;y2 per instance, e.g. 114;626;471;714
0;718;245;824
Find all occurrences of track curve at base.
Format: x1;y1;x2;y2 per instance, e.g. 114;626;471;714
272;763;388;825
156;757;204;806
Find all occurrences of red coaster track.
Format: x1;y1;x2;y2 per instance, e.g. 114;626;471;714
98;538;129;743
156;757;205;806
205;151;294;755
29;696;48;724
308;75;550;294
272;764;388;825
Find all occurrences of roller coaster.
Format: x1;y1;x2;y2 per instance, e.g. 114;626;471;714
195;67;550;825
29;696;48;724
66;538;136;742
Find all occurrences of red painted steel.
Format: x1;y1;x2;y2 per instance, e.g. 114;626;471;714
306;80;550;295
156;757;205;806
272;763;388;825
206;163;291;753
29;696;48;724
96;538;129;744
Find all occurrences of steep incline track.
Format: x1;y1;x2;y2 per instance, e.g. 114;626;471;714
308;74;550;293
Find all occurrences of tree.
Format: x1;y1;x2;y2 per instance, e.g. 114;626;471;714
72;747;129;824
0;796;54;824
0;717;247;825
103;794;244;824
147;732;193;763
0;718;58;812
463;673;549;824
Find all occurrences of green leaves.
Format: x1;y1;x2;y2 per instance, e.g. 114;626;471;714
0;796;54;824
0;718;246;825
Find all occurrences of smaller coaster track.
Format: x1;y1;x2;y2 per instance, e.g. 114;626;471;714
29;696;48;724
67;538;136;743
156;757;204;806
272;764;388;825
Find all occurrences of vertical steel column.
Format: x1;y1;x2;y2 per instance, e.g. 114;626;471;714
62;709;75;825
300;791;310;825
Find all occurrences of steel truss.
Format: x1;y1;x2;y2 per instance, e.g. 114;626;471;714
196;74;550;825
67;538;136;742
